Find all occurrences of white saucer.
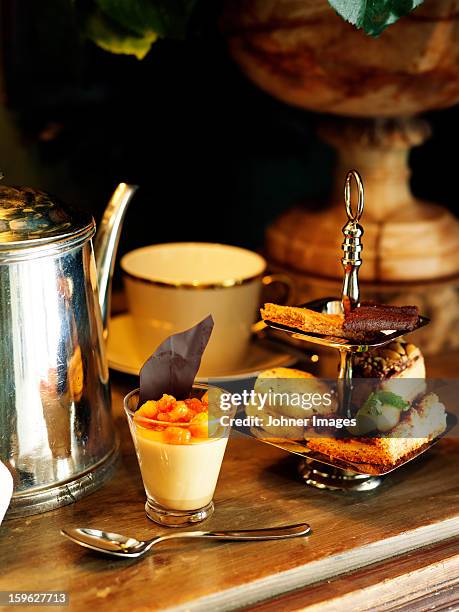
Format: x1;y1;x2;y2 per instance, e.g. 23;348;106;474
107;313;296;382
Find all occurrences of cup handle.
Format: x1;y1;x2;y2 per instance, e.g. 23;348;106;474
261;273;295;306
251;273;296;336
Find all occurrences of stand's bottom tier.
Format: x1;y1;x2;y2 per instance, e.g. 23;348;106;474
299;459;382;491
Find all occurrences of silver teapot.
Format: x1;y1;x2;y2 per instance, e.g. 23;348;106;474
0;182;137;517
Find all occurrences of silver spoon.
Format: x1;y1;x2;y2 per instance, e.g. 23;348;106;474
61;523;311;558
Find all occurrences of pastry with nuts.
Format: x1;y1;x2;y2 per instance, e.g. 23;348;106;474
353;340;425;380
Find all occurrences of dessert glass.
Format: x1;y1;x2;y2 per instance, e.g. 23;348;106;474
124;384;233;527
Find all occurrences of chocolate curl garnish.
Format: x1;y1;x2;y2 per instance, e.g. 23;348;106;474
139;315;214;406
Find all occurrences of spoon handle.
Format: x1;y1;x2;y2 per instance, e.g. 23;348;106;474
167;522;311;542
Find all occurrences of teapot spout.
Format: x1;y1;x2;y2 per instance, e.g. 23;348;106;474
94;183;138;338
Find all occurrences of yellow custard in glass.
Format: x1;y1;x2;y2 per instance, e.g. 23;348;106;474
130;392;228;511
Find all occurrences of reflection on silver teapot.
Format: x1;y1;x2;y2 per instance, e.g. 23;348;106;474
0;182;137;516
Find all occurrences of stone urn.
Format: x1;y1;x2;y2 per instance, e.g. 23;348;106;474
222;0;459;283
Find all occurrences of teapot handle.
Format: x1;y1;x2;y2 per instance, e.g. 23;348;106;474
94;183;138;339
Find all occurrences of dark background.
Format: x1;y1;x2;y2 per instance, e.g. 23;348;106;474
1;0;459;265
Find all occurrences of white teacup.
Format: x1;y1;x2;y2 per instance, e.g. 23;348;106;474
121;242;292;376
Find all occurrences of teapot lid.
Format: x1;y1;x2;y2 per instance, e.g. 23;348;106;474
0;185;94;252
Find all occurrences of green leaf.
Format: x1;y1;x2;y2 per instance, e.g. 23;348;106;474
362;390;409;416
77;0;198;59
328;0;424;36
85;9;157;59
96;0;197;39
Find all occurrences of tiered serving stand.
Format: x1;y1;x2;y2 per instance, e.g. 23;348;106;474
260;170;447;492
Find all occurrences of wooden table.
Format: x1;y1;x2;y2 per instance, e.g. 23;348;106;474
1;353;459;611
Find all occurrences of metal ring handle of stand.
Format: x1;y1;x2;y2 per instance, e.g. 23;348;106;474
339;170;365;419
341;169;364;309
344;170;364;223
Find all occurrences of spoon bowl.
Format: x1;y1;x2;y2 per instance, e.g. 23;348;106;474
62;528;146;556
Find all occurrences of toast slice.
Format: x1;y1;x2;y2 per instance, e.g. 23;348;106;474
261;303;348;338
